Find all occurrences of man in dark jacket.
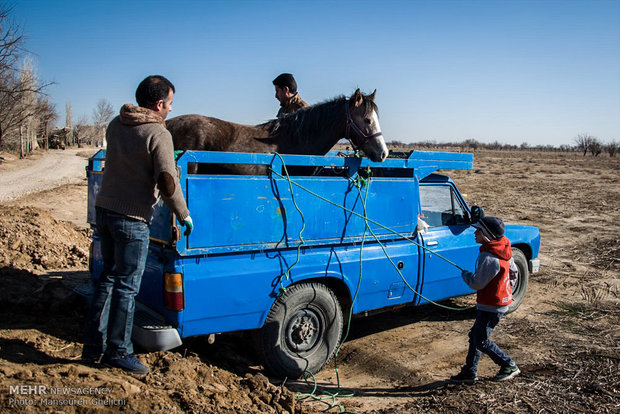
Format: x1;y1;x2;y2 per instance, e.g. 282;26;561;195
82;75;193;374
451;216;520;383
273;73;308;118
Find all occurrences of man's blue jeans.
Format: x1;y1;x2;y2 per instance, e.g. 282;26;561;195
464;310;512;374
83;207;150;358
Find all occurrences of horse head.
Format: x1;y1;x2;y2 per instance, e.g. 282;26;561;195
345;89;389;162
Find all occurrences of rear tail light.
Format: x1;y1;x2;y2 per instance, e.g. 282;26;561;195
164;272;184;311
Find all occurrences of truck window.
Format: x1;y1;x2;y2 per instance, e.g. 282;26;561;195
419;185;468;227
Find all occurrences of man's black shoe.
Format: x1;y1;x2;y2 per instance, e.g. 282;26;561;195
102;354;150;375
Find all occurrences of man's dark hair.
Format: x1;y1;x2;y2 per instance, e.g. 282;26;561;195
135;75;175;108
272;73;297;94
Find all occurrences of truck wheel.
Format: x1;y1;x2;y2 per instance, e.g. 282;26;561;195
507;248;529;313
256;283;343;379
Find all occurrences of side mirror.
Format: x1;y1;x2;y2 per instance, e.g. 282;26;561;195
470;205;485;223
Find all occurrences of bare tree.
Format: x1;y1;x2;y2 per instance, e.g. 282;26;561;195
36;97;57;149
92;98;114;147
0;4;51;151
74;115;88;147
462;139;480;150
63;101;73;148
74;114;97;146
589;138;602;157
0;3;24;147
18;57;39;156
0;4;22;87
65;100;72;131
605;141;618;157
574;133;596;156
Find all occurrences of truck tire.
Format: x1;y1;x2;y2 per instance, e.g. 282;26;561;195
256;283;343;379
507;248;529;313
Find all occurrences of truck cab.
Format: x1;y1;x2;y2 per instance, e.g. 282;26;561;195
419;173;539;310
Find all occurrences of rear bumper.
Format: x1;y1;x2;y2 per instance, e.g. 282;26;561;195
529;259;540;274
133;301;182;352
74;283;182;352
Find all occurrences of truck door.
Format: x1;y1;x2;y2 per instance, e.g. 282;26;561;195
418;183;478;304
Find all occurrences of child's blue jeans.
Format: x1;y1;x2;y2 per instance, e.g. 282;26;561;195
464;310;512;374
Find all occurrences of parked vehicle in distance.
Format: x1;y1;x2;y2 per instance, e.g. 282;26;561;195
86;150;540;379
49;135;65;150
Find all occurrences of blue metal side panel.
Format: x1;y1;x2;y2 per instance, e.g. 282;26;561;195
178;238;421;338
183;175;418;254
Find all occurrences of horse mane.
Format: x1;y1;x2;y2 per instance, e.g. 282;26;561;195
263;94;379;147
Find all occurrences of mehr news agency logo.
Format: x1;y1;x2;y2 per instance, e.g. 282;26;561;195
7;384;126;407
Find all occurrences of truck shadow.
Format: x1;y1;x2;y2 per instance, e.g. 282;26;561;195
345;299;477;342
182;332;265;377
182;299;477;379
287;378;454;399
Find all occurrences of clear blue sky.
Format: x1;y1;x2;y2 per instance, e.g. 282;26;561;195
12;0;620;146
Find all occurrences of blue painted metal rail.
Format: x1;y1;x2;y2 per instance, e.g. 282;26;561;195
87;150;473;255
173;150;472;255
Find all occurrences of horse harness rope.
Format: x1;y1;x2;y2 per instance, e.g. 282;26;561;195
344;98;383;152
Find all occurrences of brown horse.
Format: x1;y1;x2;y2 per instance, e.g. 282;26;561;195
166;89;388;172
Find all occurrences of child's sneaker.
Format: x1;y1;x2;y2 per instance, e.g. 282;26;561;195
493;362;520;382
450;370;478;384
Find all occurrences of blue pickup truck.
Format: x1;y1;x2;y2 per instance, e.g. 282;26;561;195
86;150;540;379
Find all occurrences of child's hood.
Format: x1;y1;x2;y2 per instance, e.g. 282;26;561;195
480;236;513;261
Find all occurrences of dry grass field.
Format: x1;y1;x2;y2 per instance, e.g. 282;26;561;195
0;148;618;413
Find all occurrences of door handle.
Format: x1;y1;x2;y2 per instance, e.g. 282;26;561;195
426;241;438;246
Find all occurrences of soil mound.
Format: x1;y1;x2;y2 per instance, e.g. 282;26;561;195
0;206;90;271
0;266;301;414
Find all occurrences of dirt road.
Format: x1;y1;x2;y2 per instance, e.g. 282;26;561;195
0;148;618;413
0;149;90;202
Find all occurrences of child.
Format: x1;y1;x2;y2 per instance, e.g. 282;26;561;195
451;216;520;383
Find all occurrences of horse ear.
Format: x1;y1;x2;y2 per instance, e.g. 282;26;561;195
352;88;363;107
369;89;377;101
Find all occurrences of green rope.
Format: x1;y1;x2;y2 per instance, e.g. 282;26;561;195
269;154;473;411
352;180;471;312
269;160;473;310
293;176;370;413
268;168;466;272
272;153;307;296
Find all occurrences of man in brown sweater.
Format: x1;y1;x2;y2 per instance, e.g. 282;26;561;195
273;73;308;118
83;75;192;374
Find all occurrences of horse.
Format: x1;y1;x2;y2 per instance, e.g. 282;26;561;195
166;89;388;174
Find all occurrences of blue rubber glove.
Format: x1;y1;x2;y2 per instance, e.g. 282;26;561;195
174;150;185;161
181;216;193;236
